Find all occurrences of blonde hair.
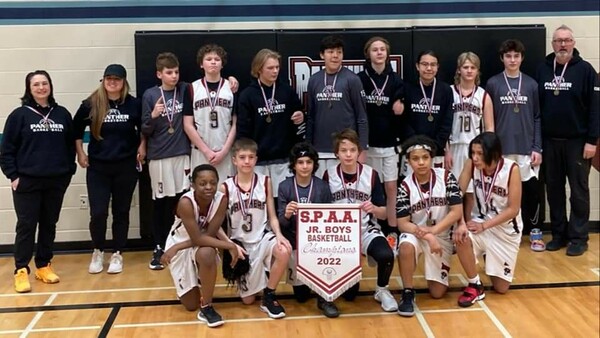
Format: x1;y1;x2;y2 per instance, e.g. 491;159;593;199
250;49;281;78
88;79;131;141
454;51;481;86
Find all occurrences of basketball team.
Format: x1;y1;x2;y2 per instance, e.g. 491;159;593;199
1;24;598;327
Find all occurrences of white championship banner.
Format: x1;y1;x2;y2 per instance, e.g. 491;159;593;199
296;203;362;302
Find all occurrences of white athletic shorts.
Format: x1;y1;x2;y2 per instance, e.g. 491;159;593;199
469;219;522;282
505;154;539;181
148;155;191;199
367;147;399;182
238;232;278;298
399;232;453;286
316;153;338;179
190;147;233;183
167;246;200;298
255;162;291;198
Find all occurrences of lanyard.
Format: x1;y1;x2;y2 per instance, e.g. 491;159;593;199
235;174;256;217
294;177;314;203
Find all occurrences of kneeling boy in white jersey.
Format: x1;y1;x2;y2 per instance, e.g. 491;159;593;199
395;135;463;317
162;164;245;328
455;132;523;307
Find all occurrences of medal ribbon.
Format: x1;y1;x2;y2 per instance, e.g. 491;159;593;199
294;177;314;204
339;163;361;203
159;86;177;128
552;57;568;91
412;170;433;223
198;198;215;229
365;69;389;103
502;71;522;109
202;78;224;112
480;161;501;211
419;78;436;116
235;174;256;217
324;67;340;102
258;79;276;119
26;106;53;126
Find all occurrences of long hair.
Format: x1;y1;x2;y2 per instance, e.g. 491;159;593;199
88;79;130;141
454;51;481;86
21;70;56;106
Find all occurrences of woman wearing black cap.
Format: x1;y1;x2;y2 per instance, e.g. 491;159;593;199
73;64;144;274
0;70;76;293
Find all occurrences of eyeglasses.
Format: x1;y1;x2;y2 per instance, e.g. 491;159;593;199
552;38;574;45
419;62;439;68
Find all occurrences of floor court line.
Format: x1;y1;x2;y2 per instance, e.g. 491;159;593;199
2;281;598;315
414;304;435;338
0;325;102;335
479;300;512;338
0;274;463;298
19;293;57;338
591;268;599;277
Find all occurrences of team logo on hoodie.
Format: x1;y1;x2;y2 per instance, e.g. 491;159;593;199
103;107;129;123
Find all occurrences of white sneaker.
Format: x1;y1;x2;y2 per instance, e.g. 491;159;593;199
88;249;104;274
107;252;123;274
374;286;398;312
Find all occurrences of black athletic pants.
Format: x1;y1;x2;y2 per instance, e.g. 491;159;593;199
543;138;591;244
152;193;183;249
87;158;138;252
12;175;71;272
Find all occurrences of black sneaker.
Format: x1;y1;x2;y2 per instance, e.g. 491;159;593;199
317;296;340;318
566;242;588;256
148;247;164;270
546;238;567;251
397;289;415;317
197;304;224;328
260;292;286;319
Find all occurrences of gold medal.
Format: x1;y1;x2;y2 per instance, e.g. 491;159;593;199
513;106;519;113
427;115;434;122
167;127;175;134
44;121;50;130
266;115;272;123
426;218;433;226
376;99;382;106
554;89;560;96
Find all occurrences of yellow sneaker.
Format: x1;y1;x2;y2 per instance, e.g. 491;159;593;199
35;264;60;284
14;268;31;293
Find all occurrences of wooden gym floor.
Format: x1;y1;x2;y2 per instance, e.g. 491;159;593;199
0;233;598;338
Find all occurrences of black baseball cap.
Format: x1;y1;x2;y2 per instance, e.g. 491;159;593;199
103;64;127;78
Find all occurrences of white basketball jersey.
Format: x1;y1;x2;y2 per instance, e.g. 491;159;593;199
398;168;460;240
223;173;269;244
190;78;234;151
326;163;381;235
472;158;523;234
168;190;225;245
450;85;487;145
